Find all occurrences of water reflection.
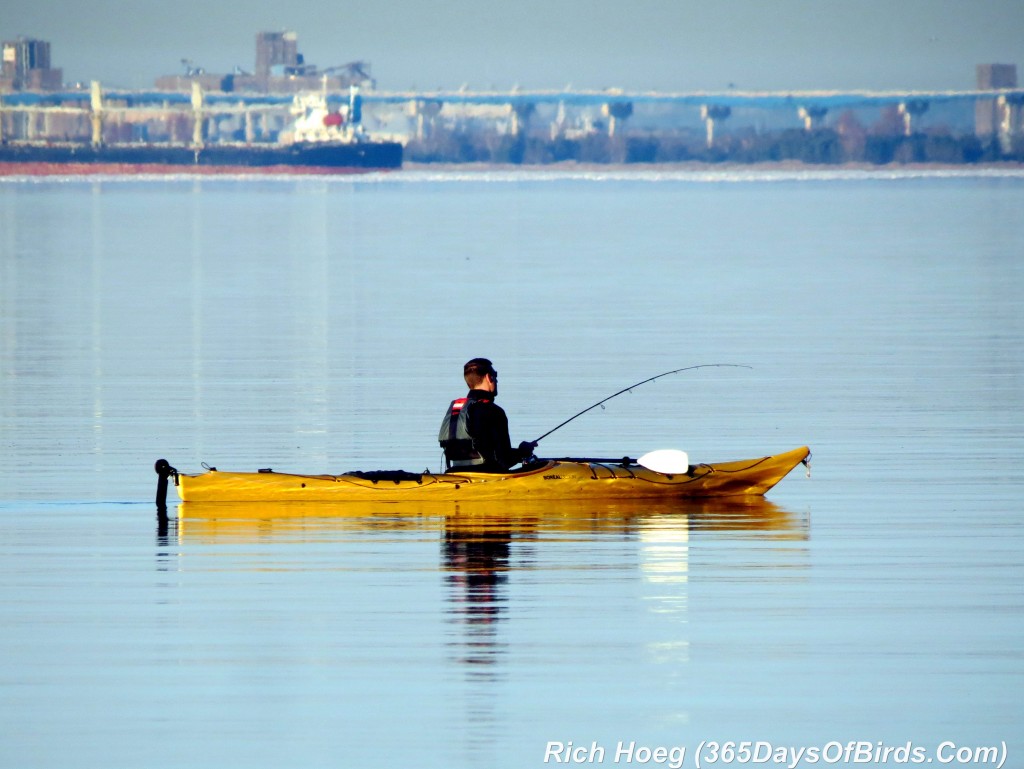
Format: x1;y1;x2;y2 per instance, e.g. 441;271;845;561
443;519;514;673
164;499;806;602
161;500;805;685
147;499;808;763
155;507;180;572
167;497;806;541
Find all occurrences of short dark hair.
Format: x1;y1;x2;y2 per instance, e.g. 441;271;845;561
464;357;495;386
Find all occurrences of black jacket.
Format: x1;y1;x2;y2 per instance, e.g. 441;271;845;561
448;389;530;471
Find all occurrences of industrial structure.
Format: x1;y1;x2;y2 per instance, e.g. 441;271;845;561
1;32;1023;164
154;31;374;94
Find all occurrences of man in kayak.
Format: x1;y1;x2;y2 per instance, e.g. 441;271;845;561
439;358;538;471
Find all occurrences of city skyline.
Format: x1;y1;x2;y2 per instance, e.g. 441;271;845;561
3;0;1023;93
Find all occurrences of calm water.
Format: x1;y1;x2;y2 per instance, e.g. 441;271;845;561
1;169;1022;769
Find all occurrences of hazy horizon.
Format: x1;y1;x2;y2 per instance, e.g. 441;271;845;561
3;0;1023;93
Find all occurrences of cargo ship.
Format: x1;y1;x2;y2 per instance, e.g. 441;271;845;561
0;89;402;175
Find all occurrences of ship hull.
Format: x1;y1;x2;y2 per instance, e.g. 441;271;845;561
0;140;402;175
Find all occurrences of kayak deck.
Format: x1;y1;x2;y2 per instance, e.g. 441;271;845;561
171;446;811;503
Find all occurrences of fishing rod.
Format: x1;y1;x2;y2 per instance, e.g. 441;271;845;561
531;364;752;444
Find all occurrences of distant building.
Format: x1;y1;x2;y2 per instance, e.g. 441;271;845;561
155;31;374;94
1;37;62;91
975;63;1018;137
255;31;300;79
977;63;1018;90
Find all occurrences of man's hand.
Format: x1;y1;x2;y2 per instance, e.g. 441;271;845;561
518;440;538;458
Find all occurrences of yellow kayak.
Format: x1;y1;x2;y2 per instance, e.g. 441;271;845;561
165;446;810;504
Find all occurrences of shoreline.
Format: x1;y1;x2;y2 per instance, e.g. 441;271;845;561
403;159;1024;174
3;158;1023;182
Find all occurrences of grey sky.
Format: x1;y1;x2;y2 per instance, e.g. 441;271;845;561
4;0;1022;92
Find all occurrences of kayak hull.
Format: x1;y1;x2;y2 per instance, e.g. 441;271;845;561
173;447;810;504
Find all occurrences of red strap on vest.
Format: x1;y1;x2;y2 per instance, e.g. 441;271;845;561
452;396;491;414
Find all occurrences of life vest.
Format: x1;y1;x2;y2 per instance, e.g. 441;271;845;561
438;396;487;468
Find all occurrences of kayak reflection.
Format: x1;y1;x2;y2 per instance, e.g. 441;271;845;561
161;498;808;692
170;496;806;542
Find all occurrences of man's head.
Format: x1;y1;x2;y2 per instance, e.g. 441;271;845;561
464;357;498;393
